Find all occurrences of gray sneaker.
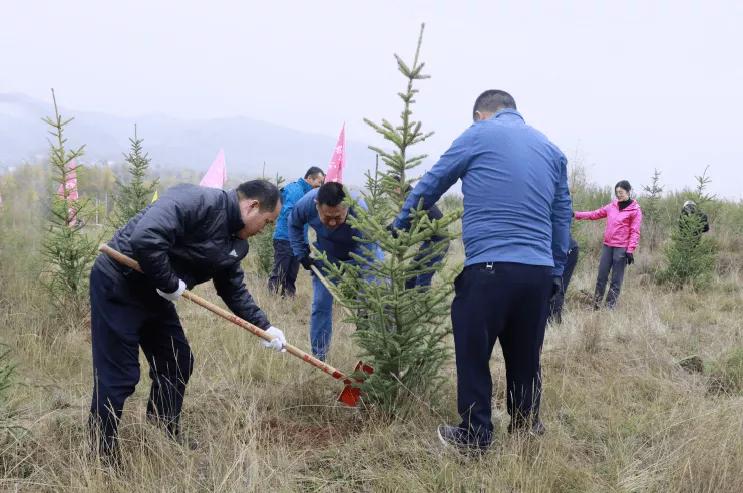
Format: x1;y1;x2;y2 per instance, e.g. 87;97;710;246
436;425;490;453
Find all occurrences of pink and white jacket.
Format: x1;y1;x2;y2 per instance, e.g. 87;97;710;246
574;200;643;253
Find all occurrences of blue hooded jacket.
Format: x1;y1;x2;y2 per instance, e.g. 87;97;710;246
273;177;312;241
393;109;572;275
288;188;381;263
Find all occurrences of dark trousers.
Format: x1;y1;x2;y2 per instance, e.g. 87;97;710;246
89;260;194;456
549;245;580;323
404;238;449;290
594;245;627;309
451;262;552;443
267;239;300;297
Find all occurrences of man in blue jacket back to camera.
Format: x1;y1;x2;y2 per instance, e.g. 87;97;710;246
288;182;381;361
393;90;572;451
268;166;325;297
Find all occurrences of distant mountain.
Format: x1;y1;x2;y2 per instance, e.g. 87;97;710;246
0;92;375;183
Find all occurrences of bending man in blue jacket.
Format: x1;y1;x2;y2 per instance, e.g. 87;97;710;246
268;166;325;297
89;180;286;460
288;182;380;361
393;90;572;451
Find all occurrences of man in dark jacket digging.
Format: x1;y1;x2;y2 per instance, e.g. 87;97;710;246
88;180;286;461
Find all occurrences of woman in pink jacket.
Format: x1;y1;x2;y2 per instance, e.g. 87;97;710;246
574;180;642;309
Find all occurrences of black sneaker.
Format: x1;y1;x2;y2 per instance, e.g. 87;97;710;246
436;425;490;453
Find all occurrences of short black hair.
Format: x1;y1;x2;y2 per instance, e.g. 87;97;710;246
390;173;413;193
316;182;346;207
236;179;280;212
472;90;517;120
304;166;325;179
615;180;632;192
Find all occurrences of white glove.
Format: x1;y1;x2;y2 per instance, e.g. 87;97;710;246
156;279;186;302
261;326;287;352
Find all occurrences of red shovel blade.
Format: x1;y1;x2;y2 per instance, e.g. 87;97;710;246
337;360;374;407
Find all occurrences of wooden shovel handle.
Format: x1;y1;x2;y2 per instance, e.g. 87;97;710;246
98;244;348;382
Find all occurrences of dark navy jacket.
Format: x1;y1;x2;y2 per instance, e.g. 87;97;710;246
287;188;381;263
394;109;572;275
100;183;271;329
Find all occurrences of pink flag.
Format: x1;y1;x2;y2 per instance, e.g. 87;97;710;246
57;159;79;226
57;159;79;201
325;123;346;183
199;149;227;189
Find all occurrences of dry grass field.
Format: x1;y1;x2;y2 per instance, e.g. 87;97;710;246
1;212;742;492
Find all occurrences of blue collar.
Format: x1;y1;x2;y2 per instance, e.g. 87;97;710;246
491;108;524;122
298;177;312;193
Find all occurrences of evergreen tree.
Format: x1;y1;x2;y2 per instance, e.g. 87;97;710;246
658;168;717;289
110;125;158;229
640;168;664;251
319;24;462;418
41;90;99;317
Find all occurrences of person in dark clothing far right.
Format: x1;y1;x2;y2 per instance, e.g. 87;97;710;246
680;200;710;244
548;235;579;324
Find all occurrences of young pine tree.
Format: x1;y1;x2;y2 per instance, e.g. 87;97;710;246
658;167;717;289
319;25;462;418
640;168;664;251
41;90;99;316
110;125;158;230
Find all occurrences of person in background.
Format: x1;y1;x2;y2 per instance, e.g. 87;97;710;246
268;166;325;297
573;180;642;309
392;89;572;451
548;235;579;324
680;200;710;246
390;174;450;289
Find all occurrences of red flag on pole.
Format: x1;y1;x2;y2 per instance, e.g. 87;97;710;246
57;159;79;226
199;149;227;189
325;123;346;183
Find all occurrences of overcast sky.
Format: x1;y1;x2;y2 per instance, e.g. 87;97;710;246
2;1;741;198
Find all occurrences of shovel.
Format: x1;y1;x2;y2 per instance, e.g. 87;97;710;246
99;244;372;406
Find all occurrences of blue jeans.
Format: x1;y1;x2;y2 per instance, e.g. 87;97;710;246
310;266;382;360
311;274;334;360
